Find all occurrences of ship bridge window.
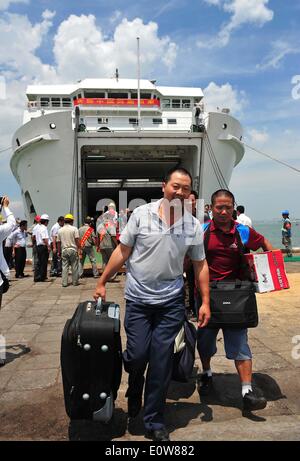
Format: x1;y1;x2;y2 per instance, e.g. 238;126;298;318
153;118;163;124
131;93;152;99
162;99;170;108
40;97;50;107
129;118;138;125
84;91;105;98
51;97;61;107
167;119;177;124
172;99;181;108
108;92;128;98
62;97;72;107
182;99;191;108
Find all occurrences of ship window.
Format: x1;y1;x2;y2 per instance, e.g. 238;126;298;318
84;91;105;98
153;118;163;124
98;117;108;124
16;138;20;146
222;123;227;130
40;97;50;107
129;118;138;125
182;99;191;108
172;99;181;108
108;92;128;98
51;97;61;107
62;98;72;107
131;93;151;99
167;119;177;124
162;99;170;108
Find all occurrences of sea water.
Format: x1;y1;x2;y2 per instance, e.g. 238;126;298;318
253;221;300;249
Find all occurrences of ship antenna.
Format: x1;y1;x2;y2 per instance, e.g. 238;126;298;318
115;68;119;81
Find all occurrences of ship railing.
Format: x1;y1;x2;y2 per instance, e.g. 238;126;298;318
74;114;199;132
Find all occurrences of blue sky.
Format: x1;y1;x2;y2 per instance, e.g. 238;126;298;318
0;0;300;221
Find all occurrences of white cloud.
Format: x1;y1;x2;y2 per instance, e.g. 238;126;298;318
109;10;122;25
42;9;56;21
203;81;247;115
0;0;28;11
0;12;57;82
199;0;274;48
247;128;269;144
53;15;177;81
257;40;300;70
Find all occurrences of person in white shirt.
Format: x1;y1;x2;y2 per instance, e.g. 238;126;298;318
30;216;41;273
236;206;252;228
50;216;64;276
11;220;28;278
0;196;16;310
34;214;50;282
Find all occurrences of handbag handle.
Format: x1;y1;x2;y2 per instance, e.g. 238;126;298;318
95;297;102;316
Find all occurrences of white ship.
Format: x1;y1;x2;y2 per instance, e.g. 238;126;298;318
10;77;244;226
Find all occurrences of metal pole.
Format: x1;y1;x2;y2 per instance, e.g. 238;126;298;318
137;37;141;131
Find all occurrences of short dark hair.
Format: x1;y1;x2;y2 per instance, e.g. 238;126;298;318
190;190;198;199
164;167;192;186
236;205;245;214
211;189;235;205
57;216;64;222
20;220;27;227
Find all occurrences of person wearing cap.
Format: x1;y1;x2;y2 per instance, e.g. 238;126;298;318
28;215;41;274
78;216;99;278
57;214;81;287
50;216;65;276
281;210;292;257
34;214;50;282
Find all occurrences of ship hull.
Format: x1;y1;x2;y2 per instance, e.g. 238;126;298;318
11;110;244;227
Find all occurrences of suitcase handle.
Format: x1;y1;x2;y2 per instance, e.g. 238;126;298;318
95;297;102;316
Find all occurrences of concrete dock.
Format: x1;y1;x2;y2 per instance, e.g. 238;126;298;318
0;263;300;441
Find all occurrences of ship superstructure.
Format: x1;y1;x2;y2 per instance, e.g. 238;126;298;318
11;78;244;226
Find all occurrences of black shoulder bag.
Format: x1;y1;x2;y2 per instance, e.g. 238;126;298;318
204;224;258;329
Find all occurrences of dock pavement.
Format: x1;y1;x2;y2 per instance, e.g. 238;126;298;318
0;262;300;441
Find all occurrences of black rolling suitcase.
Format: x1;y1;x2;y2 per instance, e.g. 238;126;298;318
61;298;122;423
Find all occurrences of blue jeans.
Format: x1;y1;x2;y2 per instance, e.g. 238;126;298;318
197;327;252;360
123;295;185;431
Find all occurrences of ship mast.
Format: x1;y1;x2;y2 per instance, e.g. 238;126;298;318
137;37;141;131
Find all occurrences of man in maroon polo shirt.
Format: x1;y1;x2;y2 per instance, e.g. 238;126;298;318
197;189;274;412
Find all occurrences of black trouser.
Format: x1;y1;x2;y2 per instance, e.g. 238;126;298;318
50;243;62;275
35;245;49;281
0;283;3;309
15;247;26;277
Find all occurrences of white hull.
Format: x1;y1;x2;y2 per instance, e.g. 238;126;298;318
11;109;244;227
